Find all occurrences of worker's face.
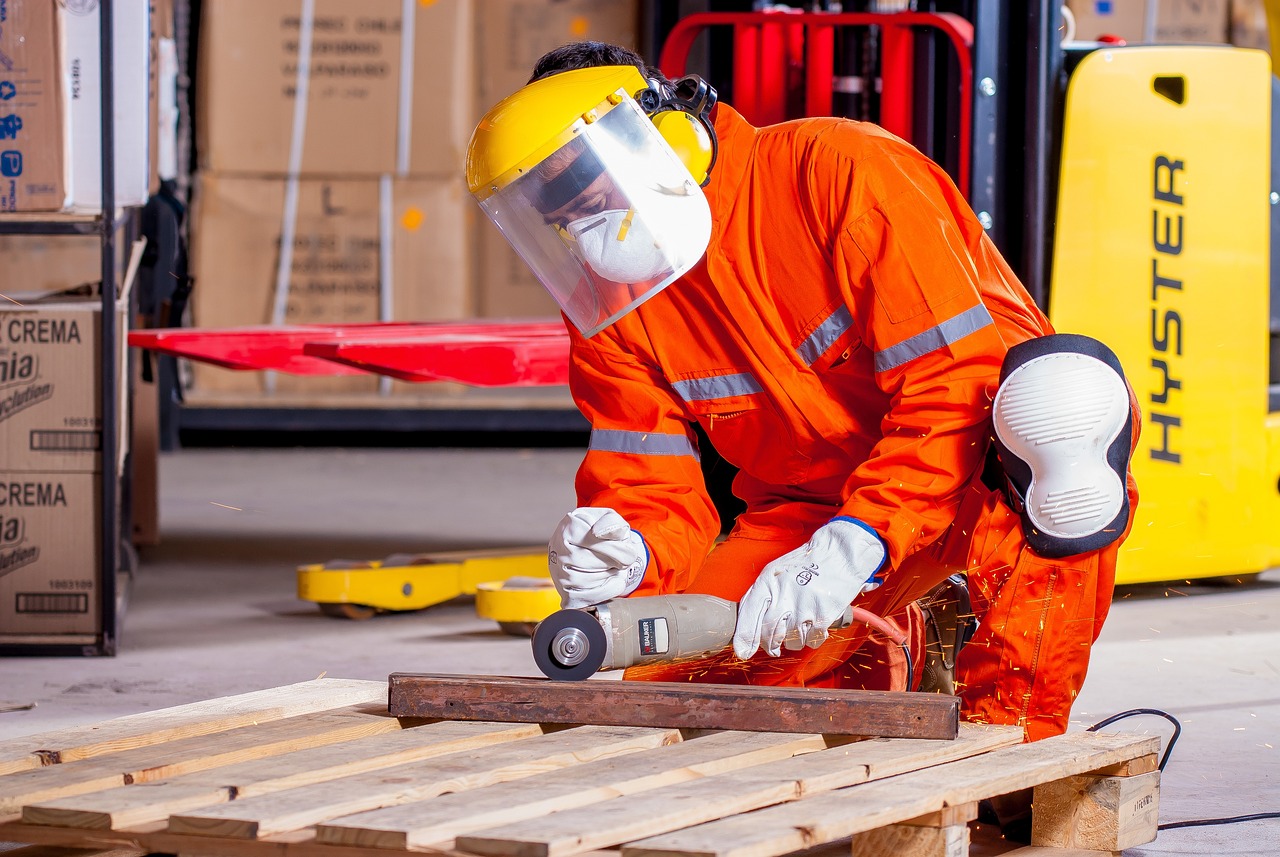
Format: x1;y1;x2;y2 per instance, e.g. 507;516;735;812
538;168;628;231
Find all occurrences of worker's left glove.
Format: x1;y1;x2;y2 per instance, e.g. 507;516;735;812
732;517;886;660
548;507;649;609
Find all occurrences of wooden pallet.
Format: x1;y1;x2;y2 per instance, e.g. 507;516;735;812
0;679;1160;857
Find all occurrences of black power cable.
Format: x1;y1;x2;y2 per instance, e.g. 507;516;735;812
1085;707;1181;771
1085;708;1278;832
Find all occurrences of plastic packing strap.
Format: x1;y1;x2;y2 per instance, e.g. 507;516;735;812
379;173;394;396
396;0;416;176
268;0;316;393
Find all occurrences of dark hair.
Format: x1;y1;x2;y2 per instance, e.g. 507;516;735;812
528;41;669;85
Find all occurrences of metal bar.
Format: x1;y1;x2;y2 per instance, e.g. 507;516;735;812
804;23;835;118
176;407;589;434
387;673;960;739
0;217;105;235
1022;0;1064;308
879;23;915;141
969;0;1006;248
98;0;118;656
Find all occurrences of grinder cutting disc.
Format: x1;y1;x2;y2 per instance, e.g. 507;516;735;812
531;608;608;680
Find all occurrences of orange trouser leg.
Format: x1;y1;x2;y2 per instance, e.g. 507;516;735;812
946;479;1132;742
624;507;927;690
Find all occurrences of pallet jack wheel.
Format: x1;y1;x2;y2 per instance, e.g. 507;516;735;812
318;602;379;621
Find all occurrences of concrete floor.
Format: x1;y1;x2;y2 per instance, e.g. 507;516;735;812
1;447;1277;856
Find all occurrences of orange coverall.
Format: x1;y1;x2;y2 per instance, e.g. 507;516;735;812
568;104;1139;741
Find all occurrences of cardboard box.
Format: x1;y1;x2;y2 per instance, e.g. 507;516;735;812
0;290;130;474
474;0;640;117
1067;0;1229;44
1230;0;1272;50
0;0;68;211
0;234;103;296
58;0;152;212
475;219;561;319
188;172;474;394
0;471;100;639
471;0;640;320
198;0;473;177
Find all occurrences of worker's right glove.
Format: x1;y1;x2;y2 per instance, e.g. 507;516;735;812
548;507;648;609
732;517;886;660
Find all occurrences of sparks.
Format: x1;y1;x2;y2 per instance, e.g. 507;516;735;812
209;501;244;511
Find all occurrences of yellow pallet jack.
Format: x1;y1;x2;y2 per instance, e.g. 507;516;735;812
297;546;557;627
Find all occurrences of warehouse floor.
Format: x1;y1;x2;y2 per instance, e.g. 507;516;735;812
1;446;1277;856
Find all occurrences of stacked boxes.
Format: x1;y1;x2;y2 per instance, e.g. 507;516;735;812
1067;0;1230;44
0;280;131;644
188;0;641;398
190;0;477;396
0;0;152;213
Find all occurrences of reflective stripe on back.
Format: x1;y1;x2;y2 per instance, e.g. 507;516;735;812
797;305;854;365
589;428;700;460
874;304;994;372
671;372;763;402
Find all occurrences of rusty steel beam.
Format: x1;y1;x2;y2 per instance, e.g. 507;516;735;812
387;674;959;740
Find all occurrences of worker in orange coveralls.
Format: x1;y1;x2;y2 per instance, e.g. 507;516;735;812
465;42;1140;748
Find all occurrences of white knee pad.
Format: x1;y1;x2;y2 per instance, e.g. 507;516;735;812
992;334;1132;558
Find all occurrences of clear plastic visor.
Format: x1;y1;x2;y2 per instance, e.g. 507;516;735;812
476;96;712;337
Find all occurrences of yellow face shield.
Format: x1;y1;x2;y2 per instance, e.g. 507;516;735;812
470;81;712;337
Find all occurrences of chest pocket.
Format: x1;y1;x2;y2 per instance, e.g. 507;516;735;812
672;371;812;486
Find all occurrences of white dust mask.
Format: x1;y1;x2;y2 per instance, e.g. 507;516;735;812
566;209;670;284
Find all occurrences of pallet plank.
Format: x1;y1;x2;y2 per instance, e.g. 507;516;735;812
0;705;406;815
455;724;1020;857
314;731;833;849
22;720;545;830
166;725;680;840
0;680;385;777
623;731;1159;857
388;674;958;739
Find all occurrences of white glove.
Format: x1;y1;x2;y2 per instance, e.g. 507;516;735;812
732;517;886;660
548;507;648;609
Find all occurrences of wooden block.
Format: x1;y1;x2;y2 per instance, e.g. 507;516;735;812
1;705;408;815
23;720;544;831
850;822;967;857
1031;770;1160;851
623;731;1158;857
452;726;1018;857
388;674;959;739
166;725;680;839
314;731;830;849
0;679;385;777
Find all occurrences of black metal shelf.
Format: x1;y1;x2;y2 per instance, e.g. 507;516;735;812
0;210;136;236
0;0;130;656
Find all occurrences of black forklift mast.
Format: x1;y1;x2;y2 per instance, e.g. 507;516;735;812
643;0;1068;310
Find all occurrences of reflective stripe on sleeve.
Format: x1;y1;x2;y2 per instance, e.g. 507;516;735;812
797;305;854;366
671;372;763;402
873;304;994;372
589;428;701;460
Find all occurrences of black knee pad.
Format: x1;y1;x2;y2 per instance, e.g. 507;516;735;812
992;333;1133;558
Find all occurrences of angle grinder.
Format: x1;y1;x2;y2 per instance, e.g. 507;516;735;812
531;594;893;680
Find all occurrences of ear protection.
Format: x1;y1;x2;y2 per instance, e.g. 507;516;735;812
634;75;718;186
